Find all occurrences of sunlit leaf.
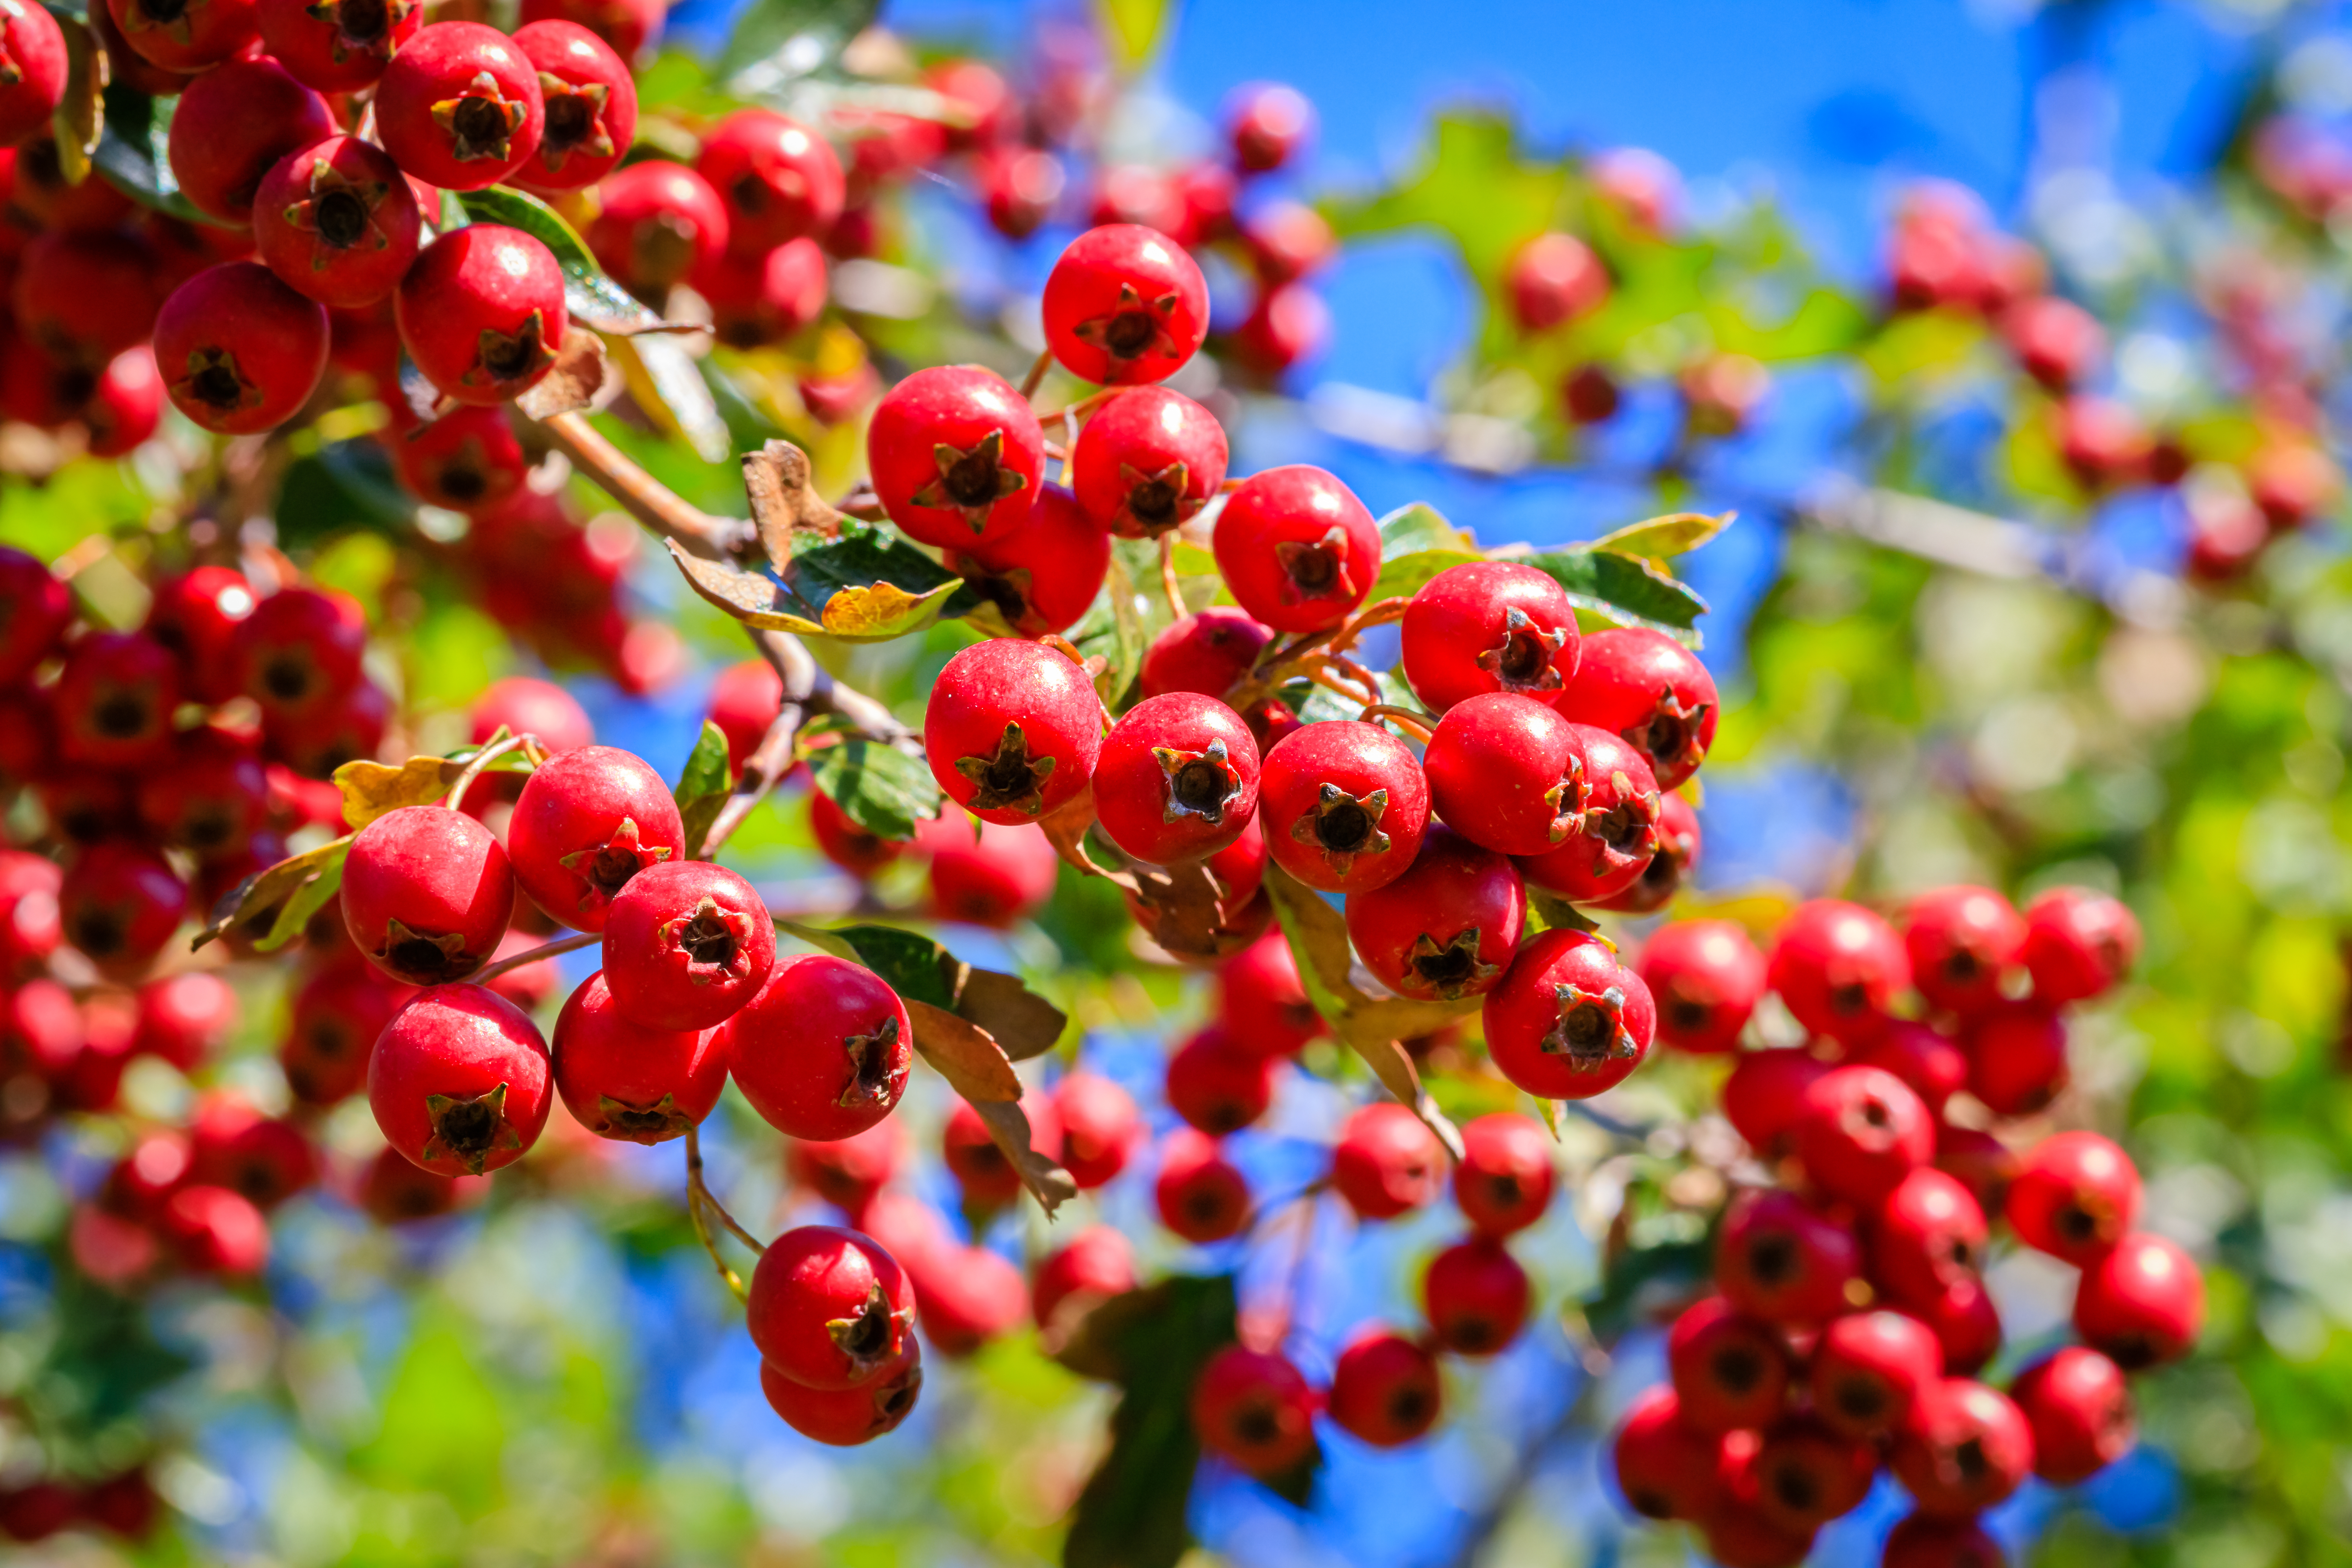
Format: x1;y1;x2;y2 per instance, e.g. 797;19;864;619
674;721;735;859
801;738;939;841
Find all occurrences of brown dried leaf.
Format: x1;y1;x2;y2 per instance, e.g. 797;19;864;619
514;330;620;420
666;540;826;634
192;834;355;950
743;439;841;573
905;999;1021;1101
955;968;1067;1063
1345;1035;1466;1162
1037;786;1125;881
966;1094;1078;1217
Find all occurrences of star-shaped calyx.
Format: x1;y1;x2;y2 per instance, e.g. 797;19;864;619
953;721;1056;816
1566;771;1662;874
1624;685;1712;780
432;69;530;164
558;815;674;913
283;159;396;260
593;1092;696;1144
422;1081;522;1174
464;311;554;394
1272;526;1361;607
535;74;615;175
1402;926;1501;1000
1153;737;1244;826
375;916;484;984
835;1014;902;1110
1476;607;1571;695
1540;980;1641;1069
826;1281;916;1379
1113;459;1196;537
910;429;1028;532
304;0;413;63
660;896;756;983
172;347;261;419
1071;281;1183;368
1289;781;1390;874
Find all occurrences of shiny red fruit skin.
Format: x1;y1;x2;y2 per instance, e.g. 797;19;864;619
256;0;420;90
264;675;388;778
1330;1101;1442;1220
2006;1129;2140;1264
1139;607;1274;700
519;0;659;60
0;3;66;145
787;1118;902;1214
375;22;544;190
1668;1295;1790;1433
761;1343;921;1445
902;1240;1026;1357
1054;1071;1140;1190
942;1086;1059;1205
1871;1165;1989;1307
1211;464;1381;634
1453;1111;1554;1235
1639;918;1764;1054
1423;693;1577;857
1751;1414;1874;1531
810;787;904;878
0;546;72;685
1891;1378;2034;1519
396;225;568;404
507;744;688;931
54;631;179;767
144;566;256;703
1882;1512;2005;1568
359;1143;480;1224
342;806;514;985
1715;1187;1862;1325
1227;82;1314;174
924;816;1058;926
1918;1275;2003;1377
1164;1024;1274;1135
1518;722;1663;902
105;0;257;71
1962;1003;2069;1116
1243;200;1335;284
725;954;911;1141
1093;692;1260;867
1852;1021;1968;1115
188;1094;317;1207
1902;883;2027;1015
1793;1064;1933;1205
1214;928;1324;1056
1423;1235;1530;1355
60;844;187;978
1069;385;1228;537
2021;886;2139;1003
1400;560;1580;714
2073;1231;2202;1369
922;639;1101;825
704;658;782;769
1612;1387;1721;1521
368;983;552;1176
471;676;591;758
134;972;237;1071
868;365;1045;550
586;160;728;296
1482;927;1655;1099
3;977;83;1082
282;964;412;1106
136;730;268;856
696;109;844;250
1191;1344;1317;1476
510;20;636;192
1258;719;1427;893
1041;222;1210;385
1507;231;1609;331
746;1225;916;1391
2012;1345;2133;1484
1327;1328;1441;1447
1557;626;1718;791
693;235;828;348
155;262;330;434
944;481;1110;639
163;1184;270;1273
1809;1308;1942;1438
599;859;775;1031
551;969;727;1143
1765;898;1910;1046
167;56;334;225
979;144;1066;238
14;231;159;366
1343;827;1524;1001
1032;1227;1136;1333
1155;1126;1248;1242
252;136;422;309
1935;1122;2018;1216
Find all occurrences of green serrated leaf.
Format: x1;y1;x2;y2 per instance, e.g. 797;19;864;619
254;839;352;953
802;738;938;841
824;924;959;1010
719;0;879;80
1590;511;1731;563
453;185;664;334
1530;547;1709;640
674;720;735;858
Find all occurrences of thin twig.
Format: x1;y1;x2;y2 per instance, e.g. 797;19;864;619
445;732;534;815
701;698;807;858
537;411;751;561
1358;703;1437;741
686;1125;769;1254
682;1125;759;1302
1159;531;1184;615
471;929;596;983
1018;348;1053;400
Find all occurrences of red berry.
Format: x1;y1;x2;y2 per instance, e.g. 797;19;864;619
1191;1344;1317;1476
787;1118;902;1215
1557;626;1717;790
162;1184;270;1274
396;224;568;404
725;953;910;1140
1165;1024;1274;1135
54;631;180;767
923;815;1058;927
518;0;660;60
1810;1308;1941;1438
868;365;1046;550
1399;561;1580;714
105;0;257;71
282;963;412;1106
17;230;163;367
1243;201;1335;285
746;1224;916;1391
358;1144;479;1224
1482;926;1655;1099
551;969;728;1142
599;859;774;1031
1638;919;1764;1054
2011;1344;2132;1484
1872;1166;1989;1307
1227;82;1313;175
1327;1327;1440;1447
1916;1275;2003;1378
1852;1022;1969;1115
2006;1130;2139;1264
1901;884;2027;1016
2;977;82;1083
1331;1101;1442;1220
1669;1295;1790;1433
923;638;1101;825
902;1241;1027;1357
941;1085;1061;1207
586;161;728;297
1962;1004;2069;1116
2056;395;2153;489
252;135;423;309
1041;223;1209;386
61;844;187;978
1794;1064;1932;1205
2020;887;2138;1004
188;1094;317;1207
705;659;783;770
1612;1387;1721;1521
0;546;71;684
2073;1231;2202;1368
1936;1123;2019;1217
1027;1227;1134;1335
39;769;135;846
137;730;269;856
1343;827;1524;1001
265;675;389;777
0;3;66;145
375;22;544;190
1421;694;1577;857
1683;352;1772;437
168;56;335;225
978;144;1066;239
1215;929;1325;1056
1055;1070;1140;1190
368;983;552;1175
808;788;903;879
1507;231;1610;335
1563;363;1622;424
1423;1235;1530;1355
78;1471;161;1541
2249;439;2341;527
471;675;592;756
696;110;844;250
1093;692;1259;867
1891;1378;2033;1519
1139;606;1274;700
510;20;635;191
145;566;256;702
1882;1513;2005;1568
1766;898;1909;1046
1069;384;1228;537
134;972;238;1070
760;1343;922;1445
943;481;1110;639
1518;722;1664;903
1751;1415;1874;1531
1453;1111;1553;1235
2000;294;2103;390
1155;1126;1248;1242
507;744;688;931
1211;464;1381;634
1258;719;1428;893
156;261;331;433
342;805;515;985
1716;1187;1863;1325
692;235;828;348
256;0;420;90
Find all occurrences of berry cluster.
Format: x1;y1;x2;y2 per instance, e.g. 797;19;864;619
1611;884;2195;1566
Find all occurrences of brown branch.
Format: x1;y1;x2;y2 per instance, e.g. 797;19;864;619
537;411;752;562
445;731;534;815
702;639;817;858
1358;703;1437;742
471;929;596;983
1018;348;1053;399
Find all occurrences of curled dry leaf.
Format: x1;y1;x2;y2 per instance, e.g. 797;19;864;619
193;835;354;951
332;733;549;830
903;999;1022;1102
966;1094;1078;1217
513;330;621;421
743;439;842;573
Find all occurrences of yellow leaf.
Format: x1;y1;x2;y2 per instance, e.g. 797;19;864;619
817;577;964;641
334;756;466;831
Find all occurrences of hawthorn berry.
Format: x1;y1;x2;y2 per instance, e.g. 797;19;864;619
511;20;635;192
1890;1378;2034;1519
725;954;911;1141
392;406;531;519
1669;1295;1790;1433
2;977;81;1083
77;345;164;457
2020;886;2139;1004
693;234;829;348
1258;719;1427;894
375;22;544;190
1328;1328;1441;1447
1612;1387;1722;1522
1419;694;1576;858
133;972;238;1072
1055;1070;1140;1190
801;789;899;880
1041;222;1210;385
1069;385;1228;538
1342;827;1524;1002
1243;201;1335;286
60;844;187;978
360;1146;479;1225
144;566;256;703
1716;1187;1863;1325
1915;1274;2004;1377
1399;561;1580;714
703;659;783;771
0;2;66;147
587;161;729;298
787;1118;902;1216
551;970;728;1144
746;1225;916;1391
1851;1021;1969;1117
941;1086;1060;1207
1519;723;1664;903
2012;1345;2133;1485
1330;1102;1443;1220
1164;1025;1274;1135
369;983;552;1176
600;860;775;1031
54;631;180;767
137;732;268;857
163;1185;270;1274
1558;626;1717;791
40;770;134;846
1810;1308;1942;1438
1191;1345;1317;1476
1029;1228;1136;1340
2074;1231;2202;1368
1139;607;1274;700
167;57;334;226
252;136;423;309
1752;1415;1874;1533
519;0;660;61
1215;929;1325;1056
1155;1126;1249;1242
342;806;514;985
2007;1129;2139;1264
507;744;688;930
1793;1064;1932;1205
0;547;70;685
1765;898;1909;1046
695;109;844;250
1212;464;1381;634
104;0;256;72
281;963;412;1106
14;231;161;367
254;0;417;90
1227;82;1313;174
1637;919;1764;1054
1963;1003;2069;1116
265;675;389;778
188;1095;317;1208
156;262;331;434
868;365;1046;549
902;1241;1028;1358
924;815;1059;927
1882;1513;2004;1568
1453;1112;1554;1236
1423;1235;1530;1355
1935;1122;2020;1217
397;225;568;405
1872;1166;1989;1308
943;481;1112;639
1093;692;1260;866
923;639;1101;825
761;1346;922;1446
1481;926;1655;1099
1506;231;1609;332
1902;884;2027;1016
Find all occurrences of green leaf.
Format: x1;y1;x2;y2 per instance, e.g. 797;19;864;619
254;838;352;953
1368;548;1482;605
1589;511;1732;563
275;439;415;547
674;721;735;859
1296;666;1420;727
89;87;227;227
1323;112;1570;288
802;738;939;841
1378;501;1478;556
718;0;879;80
453;185;664;334
668;534;966;643
1528;547;1709;641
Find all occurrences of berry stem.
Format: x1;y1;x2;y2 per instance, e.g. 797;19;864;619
700;640;816;857
470;929;597;983
1017;348;1052;400
1158;532;1184;616
445;730;539;815
1358;703;1437;742
682;1124;762;1303
537;411;755;562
